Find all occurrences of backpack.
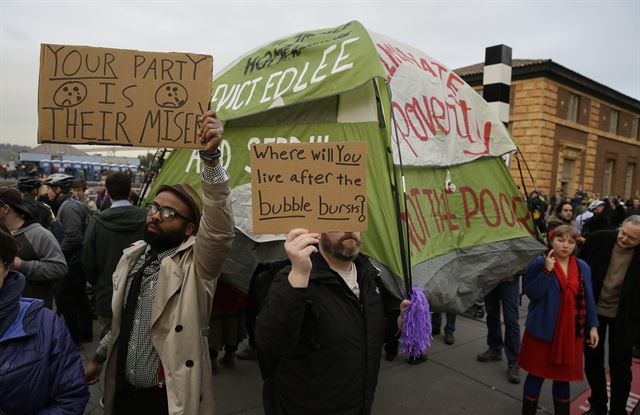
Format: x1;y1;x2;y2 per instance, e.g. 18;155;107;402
56;197;89;257
248;258;291;317
23;198;53;230
68;198;89;238
248;259;291;397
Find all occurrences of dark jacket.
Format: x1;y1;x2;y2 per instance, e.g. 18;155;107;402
53;193;87;257
528;196;548;234
627;205;640;217
608;203;627;228
581;212;612;238
256;253;393;415
578;230;640;344
523;256;598;343
0;272;89;414
22;193;53;230
82;204;146;317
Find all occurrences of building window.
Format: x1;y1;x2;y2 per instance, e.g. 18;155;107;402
603;159;615;196
560;158;575;196
609;110;619;134
567;94;579;122
625;164;635;198
632;117;639;140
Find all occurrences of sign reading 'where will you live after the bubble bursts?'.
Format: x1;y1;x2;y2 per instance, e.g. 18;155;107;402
38;44;213;149
251;141;367;234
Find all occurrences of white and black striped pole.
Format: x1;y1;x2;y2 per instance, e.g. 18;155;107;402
483;44;512;127
482;44;512;165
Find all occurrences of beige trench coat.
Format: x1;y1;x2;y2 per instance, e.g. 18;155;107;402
100;180;234;415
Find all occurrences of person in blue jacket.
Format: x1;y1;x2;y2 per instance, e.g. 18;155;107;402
518;225;599;415
0;224;89;415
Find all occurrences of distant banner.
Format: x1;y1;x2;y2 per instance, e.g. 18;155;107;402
250;141;367;234
37;44;213;148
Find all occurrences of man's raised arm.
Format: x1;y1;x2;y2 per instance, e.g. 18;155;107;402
193;110;235;281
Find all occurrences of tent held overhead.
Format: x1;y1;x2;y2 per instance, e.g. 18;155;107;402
150;21;544;311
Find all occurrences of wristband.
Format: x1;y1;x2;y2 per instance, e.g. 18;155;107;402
199;148;221;162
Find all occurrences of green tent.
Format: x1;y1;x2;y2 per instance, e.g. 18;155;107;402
148;21;543;311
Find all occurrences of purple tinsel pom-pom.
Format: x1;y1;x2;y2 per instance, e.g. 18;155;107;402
399;285;432;359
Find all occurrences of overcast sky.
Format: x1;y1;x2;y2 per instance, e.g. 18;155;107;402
1;0;638;147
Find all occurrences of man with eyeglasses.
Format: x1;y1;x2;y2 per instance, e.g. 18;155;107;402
579;215;640;415
84;111;235;415
82;172;146;338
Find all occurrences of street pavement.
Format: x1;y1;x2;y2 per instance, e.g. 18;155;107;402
80;299;599;415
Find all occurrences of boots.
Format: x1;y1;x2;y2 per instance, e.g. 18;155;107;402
522;397;538;415
553;397;569;415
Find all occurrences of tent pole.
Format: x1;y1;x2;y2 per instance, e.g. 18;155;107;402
517;148;539;192
384;82;413;298
138;148;168;206
515;151;543;243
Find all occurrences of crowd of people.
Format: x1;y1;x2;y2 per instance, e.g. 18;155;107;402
528;189;640;236
1;114;639;415
0;159;144;184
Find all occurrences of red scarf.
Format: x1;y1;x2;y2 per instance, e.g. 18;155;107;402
550;256;579;365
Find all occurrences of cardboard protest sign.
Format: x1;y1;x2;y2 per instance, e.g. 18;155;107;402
251;141;367;234
38;44;213;148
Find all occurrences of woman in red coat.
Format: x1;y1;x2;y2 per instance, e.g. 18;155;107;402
519;225;599;414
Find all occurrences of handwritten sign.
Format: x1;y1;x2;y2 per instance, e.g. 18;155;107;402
251;141;367;234
370;32;516;167
38;44;213;148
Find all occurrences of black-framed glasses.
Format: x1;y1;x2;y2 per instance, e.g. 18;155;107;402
145;202;192;223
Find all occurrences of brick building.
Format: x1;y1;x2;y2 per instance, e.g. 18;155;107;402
455;59;640;200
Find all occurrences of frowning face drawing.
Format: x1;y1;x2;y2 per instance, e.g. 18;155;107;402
155;82;188;108
53;81;88;107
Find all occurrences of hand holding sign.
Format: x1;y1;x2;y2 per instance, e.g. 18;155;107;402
285;228;320;288
197;110;224;161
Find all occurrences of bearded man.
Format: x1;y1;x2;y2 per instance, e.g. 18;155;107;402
547;201;574;232
256;229;403;415
83;111;234;415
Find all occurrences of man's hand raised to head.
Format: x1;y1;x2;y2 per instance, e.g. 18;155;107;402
285;229;320;288
198;110;224;155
